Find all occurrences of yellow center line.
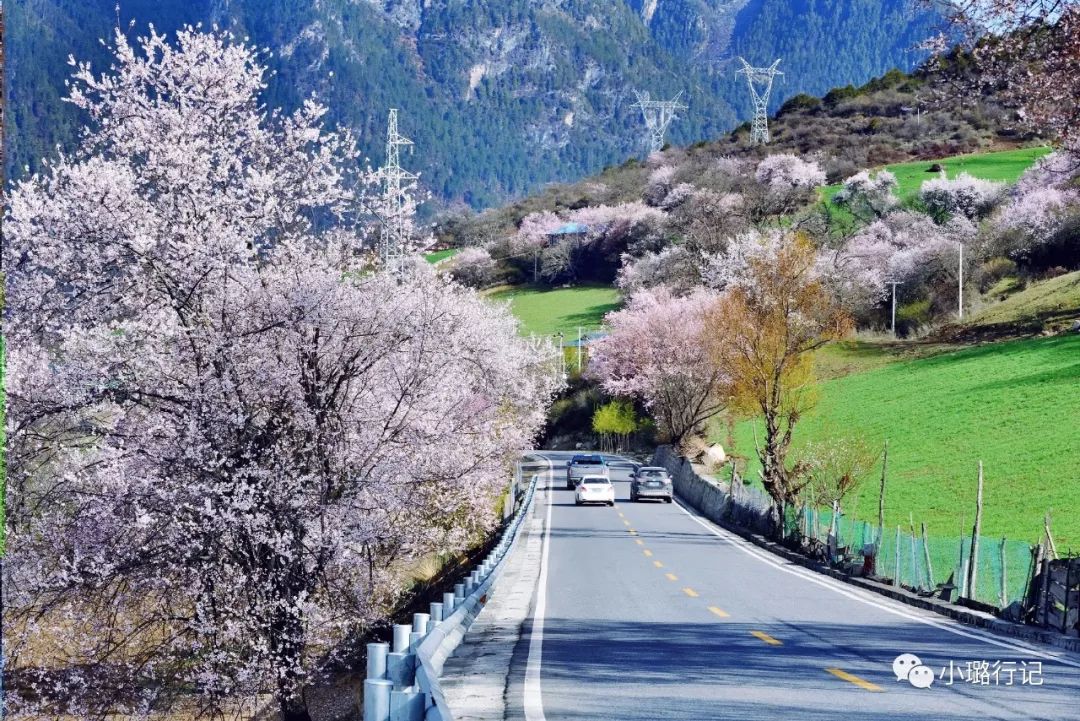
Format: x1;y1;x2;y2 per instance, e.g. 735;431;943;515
622;519;630;526
653;560;664;568
682;587;699;597
643;549;653;557
628;529;637;535
707;606;730;618
750;630;782;646
825;668;883;693
617;512;625;518
634;539;644;546
665;572;679;581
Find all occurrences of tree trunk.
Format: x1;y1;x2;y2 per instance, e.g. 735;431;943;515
280;692;313;721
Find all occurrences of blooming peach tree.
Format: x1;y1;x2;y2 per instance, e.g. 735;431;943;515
587;287;729;445
4;27;555;721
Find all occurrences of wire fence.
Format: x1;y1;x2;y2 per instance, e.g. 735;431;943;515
785;505;1036;609
655;447;1041;610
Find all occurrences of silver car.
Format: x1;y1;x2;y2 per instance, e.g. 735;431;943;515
630;467;673;503
565;454;608;489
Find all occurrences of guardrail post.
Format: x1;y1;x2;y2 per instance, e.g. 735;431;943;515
390;688;425;721
386;651;415;688
454;583;465;604
367;642;389;680
363;678;393;721
412;613;430;634
443;591;456;615
392;624;412;654
429;602;443;625
409;631;423;651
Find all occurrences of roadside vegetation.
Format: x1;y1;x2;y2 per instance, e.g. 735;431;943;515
720;333;1080;547
3;30;559;721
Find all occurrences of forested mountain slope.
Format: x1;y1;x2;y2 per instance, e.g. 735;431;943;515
6;0;942;207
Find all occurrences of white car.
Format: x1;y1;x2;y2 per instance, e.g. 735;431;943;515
575;475;615;506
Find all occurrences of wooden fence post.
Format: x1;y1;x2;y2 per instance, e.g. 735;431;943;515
877;440;888;544
1040;556;1051;628
921;522;935;589
966;461;984;600
999;537;1008;608
893;525;901;587
908;513;920;589
1064;559;1074;634
1044;511;1059;560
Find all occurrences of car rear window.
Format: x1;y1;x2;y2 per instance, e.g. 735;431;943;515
582;478;609;485
641;470;668;478
573;459;602;466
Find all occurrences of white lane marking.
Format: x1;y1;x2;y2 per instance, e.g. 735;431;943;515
671;497;1080;668
524;454;555;721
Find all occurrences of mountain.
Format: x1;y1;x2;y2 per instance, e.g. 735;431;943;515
5;0;944;208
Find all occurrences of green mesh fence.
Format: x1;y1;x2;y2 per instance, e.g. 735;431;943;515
779;503;1035;609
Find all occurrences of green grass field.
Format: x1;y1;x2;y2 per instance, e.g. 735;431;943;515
719;334;1080;549
487;284;621;337
821;146;1053;204
425;248;460;264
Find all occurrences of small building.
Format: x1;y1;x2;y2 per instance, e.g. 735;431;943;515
546;222;590;242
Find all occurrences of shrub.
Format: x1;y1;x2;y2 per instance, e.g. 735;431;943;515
896;298;932;336
779;93;822;115
919;172;1006;220
977;257;1018;292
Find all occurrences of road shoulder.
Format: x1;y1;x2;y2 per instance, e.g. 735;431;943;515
441;485;546;720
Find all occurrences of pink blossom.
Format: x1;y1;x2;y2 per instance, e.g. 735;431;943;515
616;245;698;294
919;172;1006;219
449;246;497;286
587;287;728;443
4;26;558;717
755;154;827;190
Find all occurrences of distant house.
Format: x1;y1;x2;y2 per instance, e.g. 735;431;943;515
546;222;590;241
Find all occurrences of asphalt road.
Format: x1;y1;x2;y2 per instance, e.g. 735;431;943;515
514;451;1080;721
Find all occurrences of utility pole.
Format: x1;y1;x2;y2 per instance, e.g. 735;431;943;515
555;332;565;381
958;240;964;319
887;279;900;337
577;326;583;373
631;91;687;155
735;58;783;145
375;109;417;274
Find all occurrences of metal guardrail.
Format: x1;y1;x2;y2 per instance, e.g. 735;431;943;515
363;470;540;721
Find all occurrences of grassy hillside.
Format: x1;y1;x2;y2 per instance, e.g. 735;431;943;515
487;285;621;337
953;270;1080;340
821;146;1052;203
425;248;460;264
720;334;1080;549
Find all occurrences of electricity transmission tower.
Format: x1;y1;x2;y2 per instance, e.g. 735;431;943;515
735;57;782;144
631;91;687;154
376;108;417;273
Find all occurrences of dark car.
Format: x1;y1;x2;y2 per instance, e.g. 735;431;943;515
630;467;673;503
566;454;608;489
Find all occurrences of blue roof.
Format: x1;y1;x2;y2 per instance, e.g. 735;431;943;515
565;331;608;347
548;222;589;236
